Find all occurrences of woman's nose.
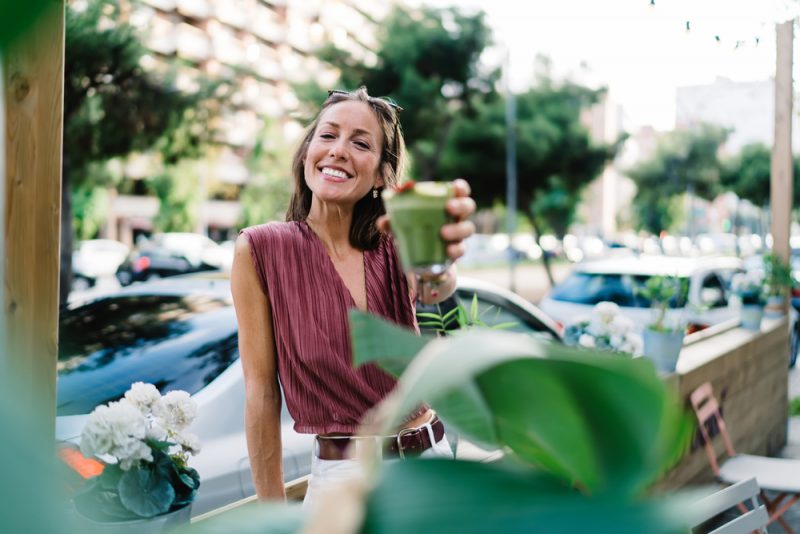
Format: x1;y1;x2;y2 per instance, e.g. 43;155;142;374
328;139;348;160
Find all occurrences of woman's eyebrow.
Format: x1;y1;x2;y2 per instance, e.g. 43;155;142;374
319;121;376;139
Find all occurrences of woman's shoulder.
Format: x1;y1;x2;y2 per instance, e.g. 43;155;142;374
240;221;304;243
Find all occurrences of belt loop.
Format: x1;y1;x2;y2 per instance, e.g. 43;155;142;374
422;420;437;448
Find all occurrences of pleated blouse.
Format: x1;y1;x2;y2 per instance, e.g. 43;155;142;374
240;221;425;434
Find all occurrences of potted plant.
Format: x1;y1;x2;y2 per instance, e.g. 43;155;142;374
763;252;794;316
563;301;643;356
637;276;688;373
731;270;767;330
72;382;201;532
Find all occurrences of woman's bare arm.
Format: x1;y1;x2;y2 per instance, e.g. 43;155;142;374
231;233;285;500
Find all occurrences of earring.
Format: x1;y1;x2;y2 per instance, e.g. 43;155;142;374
372;188;379;199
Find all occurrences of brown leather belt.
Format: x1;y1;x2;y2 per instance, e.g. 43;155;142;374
315;415;445;460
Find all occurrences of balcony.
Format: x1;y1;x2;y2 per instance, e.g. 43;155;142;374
176;0;211;19
176;22;212;62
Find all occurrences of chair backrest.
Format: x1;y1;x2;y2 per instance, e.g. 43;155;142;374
689;382;736;476
688;477;768;534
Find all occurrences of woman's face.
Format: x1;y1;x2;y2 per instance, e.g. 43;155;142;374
303;100;385;207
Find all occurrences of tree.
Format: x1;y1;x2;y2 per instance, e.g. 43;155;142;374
295;4;498;181
721;143;771;207
627;124;728;235
239;123;294;227
62;0;216;302
438;79;618;284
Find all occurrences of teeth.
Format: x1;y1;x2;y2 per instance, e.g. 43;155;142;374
322;167;349;179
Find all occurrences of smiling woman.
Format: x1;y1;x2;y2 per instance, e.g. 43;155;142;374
230;86;477;510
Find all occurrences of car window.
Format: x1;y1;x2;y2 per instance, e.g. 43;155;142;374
699;273;728;308
57;294;238;416
550;272;638;307
551;272;689;308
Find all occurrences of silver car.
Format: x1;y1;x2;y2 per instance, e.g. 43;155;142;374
56;273;560;516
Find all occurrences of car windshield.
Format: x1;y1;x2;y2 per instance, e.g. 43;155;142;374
57;294;238;416
550;272;689;308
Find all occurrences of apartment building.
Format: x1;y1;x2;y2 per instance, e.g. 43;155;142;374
103;0;389;244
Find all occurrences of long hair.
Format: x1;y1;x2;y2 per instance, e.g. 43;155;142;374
286;87;407;250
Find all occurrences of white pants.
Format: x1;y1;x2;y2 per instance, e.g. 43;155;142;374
302;434;453;510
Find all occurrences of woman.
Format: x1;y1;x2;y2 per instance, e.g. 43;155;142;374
231;87;475;506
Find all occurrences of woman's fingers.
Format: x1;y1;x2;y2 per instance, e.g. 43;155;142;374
440;220;475;242
446;196;476;222
446;241;467;262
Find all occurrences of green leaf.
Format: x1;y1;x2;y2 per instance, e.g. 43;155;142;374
363;460;689;534
350;310;432;377
118;465;176;518
184;502;306;534
376;330;690;497
469;293;479;322
490;322;518;330
416;312;444;320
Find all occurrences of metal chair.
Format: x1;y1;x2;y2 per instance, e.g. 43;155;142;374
690;381;800;533
688;477;768;534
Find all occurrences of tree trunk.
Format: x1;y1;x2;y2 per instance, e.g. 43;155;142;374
528;214;555;287
59;163;72;306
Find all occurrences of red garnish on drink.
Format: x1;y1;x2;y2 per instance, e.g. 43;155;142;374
394;180;416;193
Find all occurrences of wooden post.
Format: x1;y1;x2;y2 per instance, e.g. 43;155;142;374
772;21;794;312
2;1;64;440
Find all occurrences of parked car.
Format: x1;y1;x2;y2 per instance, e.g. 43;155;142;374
539;255;745;334
115;233;233;286
72;239;129;290
56;273;561;516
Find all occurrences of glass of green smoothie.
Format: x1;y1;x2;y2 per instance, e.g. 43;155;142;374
382;180;454;276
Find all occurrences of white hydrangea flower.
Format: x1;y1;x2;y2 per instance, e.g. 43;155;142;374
620;333;644;356
174;432;202;455
124;382;163;416
609;314;634;337
159;390;198;431
578;334;596;348
594;301;620;324
80;399;152;470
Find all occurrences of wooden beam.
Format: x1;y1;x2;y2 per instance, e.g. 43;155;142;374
771;20;793;313
2;0;64;439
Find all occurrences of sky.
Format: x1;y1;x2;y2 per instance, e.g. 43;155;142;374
414;0;800;130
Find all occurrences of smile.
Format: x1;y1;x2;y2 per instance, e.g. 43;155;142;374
320;167;352;181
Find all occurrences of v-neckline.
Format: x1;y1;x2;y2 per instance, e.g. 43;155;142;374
300;221;371;312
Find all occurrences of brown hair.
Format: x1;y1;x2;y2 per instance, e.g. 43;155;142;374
285;86;406;250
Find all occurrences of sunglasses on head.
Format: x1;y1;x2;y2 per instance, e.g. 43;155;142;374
327;89;404;113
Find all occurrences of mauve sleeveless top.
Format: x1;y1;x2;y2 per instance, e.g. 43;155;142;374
240;221;425;434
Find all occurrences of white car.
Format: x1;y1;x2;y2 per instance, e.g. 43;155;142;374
56;273;561;516
72;239;130;289
539;255;745;333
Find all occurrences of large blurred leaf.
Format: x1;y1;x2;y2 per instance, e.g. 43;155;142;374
362;460;688;534
0;0;51;50
354;320;691;497
350;310;431;377
179;502;305;534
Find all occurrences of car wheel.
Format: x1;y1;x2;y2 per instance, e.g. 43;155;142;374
146;273;162;281
117;272;132;286
71;276;92;292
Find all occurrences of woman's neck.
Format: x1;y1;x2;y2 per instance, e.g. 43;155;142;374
305;202;355;259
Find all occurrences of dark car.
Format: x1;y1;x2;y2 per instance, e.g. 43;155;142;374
115;246;220;286
57;273;560;516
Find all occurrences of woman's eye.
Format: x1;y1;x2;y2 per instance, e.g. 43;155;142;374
354;140;370;149
319;133;335;139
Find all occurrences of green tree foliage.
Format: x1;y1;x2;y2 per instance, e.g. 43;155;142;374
151;160;203;233
627;124;728;235
239;123;294;227
438;79;617;283
296;4;498;181
62;0;216;301
721;143;771;207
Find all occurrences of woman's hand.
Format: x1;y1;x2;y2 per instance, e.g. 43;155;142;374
441;178;476;262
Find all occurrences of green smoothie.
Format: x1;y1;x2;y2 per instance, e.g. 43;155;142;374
382;181;453;274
